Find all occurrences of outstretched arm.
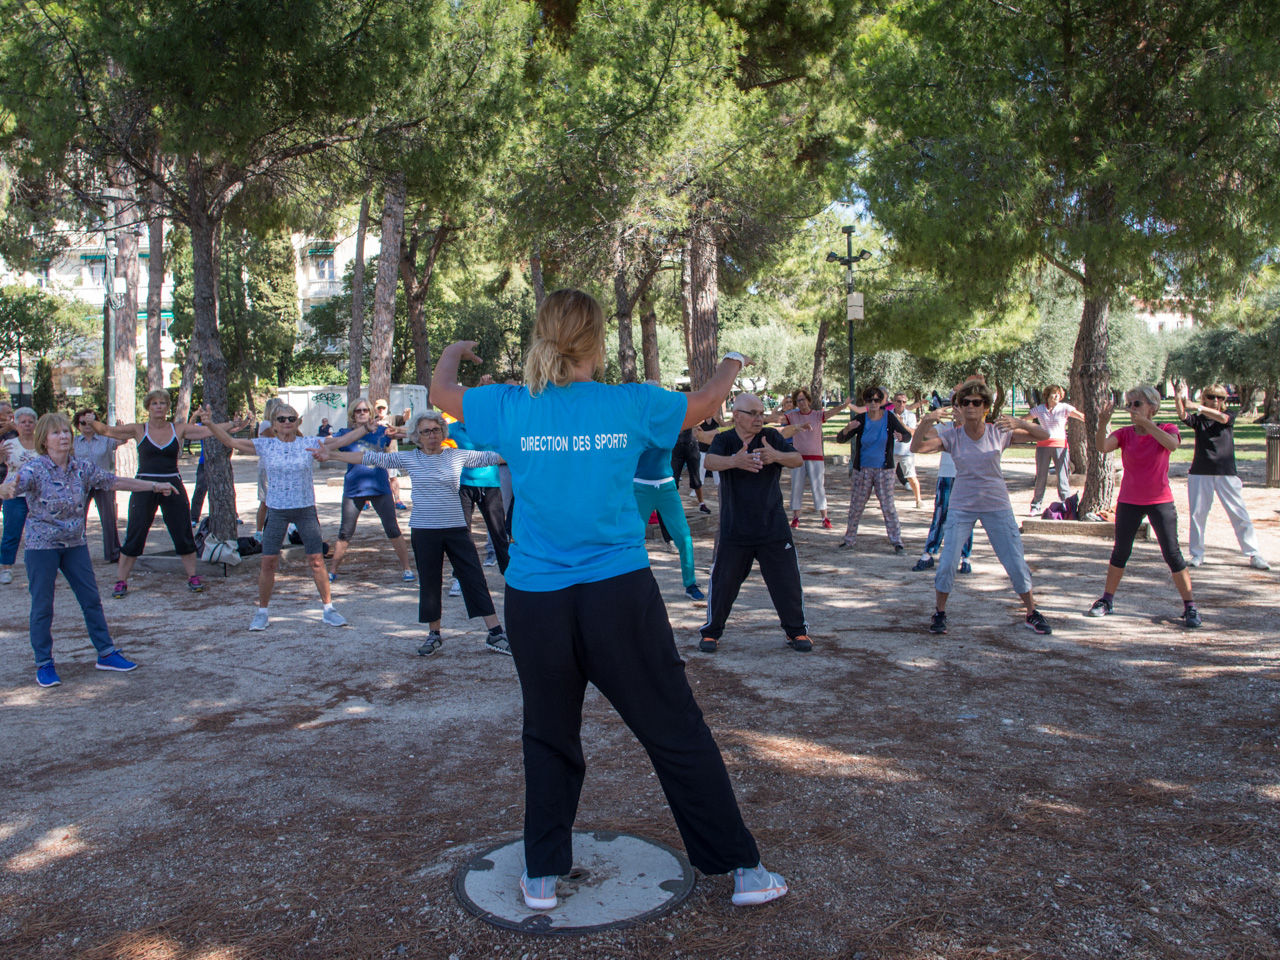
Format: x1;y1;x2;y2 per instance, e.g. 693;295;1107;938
909;410;945;454
82;419;141;442
196;406;258;455
995;415;1049;444
321;422;369;449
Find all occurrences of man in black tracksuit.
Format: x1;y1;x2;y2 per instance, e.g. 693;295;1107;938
700;393;810;653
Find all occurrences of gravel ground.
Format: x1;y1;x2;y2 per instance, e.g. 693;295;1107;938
1;453;1277;960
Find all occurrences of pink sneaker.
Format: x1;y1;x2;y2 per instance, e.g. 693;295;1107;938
187;576;204;593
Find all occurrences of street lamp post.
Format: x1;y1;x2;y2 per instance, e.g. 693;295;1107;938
103;234;127;426
826;227;872;401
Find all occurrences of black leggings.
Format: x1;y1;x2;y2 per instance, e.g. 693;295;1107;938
122;478;197;557
459;484;509;573
337;494;402;542
1110;501;1186;573
671;438;702;490
409;527;494;624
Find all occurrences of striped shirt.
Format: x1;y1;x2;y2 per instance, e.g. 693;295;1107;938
363;449;500;528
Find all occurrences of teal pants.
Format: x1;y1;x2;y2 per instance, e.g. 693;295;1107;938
633;480;696;589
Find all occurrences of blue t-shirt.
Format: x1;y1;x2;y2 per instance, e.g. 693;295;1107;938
859;414;889;467
462;381;687;591
634;446;674;482
450;421;500;487
336;425;393;498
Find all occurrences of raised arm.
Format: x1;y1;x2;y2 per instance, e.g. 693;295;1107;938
995;415;1049;445
196;405;258;455
1131;411;1180;452
1095;401;1121;453
909;410;946;454
430;341;485;419
684;354;753;429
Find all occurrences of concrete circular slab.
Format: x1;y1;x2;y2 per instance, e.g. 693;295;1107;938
453;830;695;935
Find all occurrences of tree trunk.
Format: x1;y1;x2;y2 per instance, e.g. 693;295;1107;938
369;173;406;409
110;178;139;477
613;249;639;383
1263;382;1280;423
680;240;693;379
1073;293;1115;516
810;314;830;400
175;341;199;426
186;159;236;542
688;220;719;389
146;180;166;391
639;292;660;382
347;193;370;408
530;245;546;312
399;224;449;389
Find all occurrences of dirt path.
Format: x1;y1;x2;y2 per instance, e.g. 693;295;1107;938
2;455;1277;959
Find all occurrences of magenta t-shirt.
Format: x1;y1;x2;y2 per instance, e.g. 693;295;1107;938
1115;423;1179;505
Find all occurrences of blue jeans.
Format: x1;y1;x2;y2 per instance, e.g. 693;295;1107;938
26;544;117;667
923;478;973;559
1;496;29;565
935;508;1033;596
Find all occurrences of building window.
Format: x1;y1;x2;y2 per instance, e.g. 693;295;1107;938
315;256;335;281
89;263;106;285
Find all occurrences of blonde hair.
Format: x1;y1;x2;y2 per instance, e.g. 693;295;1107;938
142;388;170;411
409;411;449;445
524;289;606;396
34;413;73;455
348;397;373;424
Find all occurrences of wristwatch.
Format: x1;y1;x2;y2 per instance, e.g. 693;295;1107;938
722;351;747;367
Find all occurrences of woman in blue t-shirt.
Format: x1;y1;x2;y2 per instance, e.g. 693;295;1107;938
432;288;789;913
835;384;914;553
327;400;413;583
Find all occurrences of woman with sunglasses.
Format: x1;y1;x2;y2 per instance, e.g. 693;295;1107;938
1087;386;1200;627
199;403;366;630
911;379;1053;635
431;289;788;912
83;389;215;598
1174;384;1269;570
835;385;913;553
318;410;509;656
327;400;414;583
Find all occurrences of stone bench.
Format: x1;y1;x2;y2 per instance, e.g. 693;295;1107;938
1020;518;1151;540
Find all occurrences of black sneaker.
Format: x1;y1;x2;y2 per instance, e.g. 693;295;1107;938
1085;598;1113;618
1183;605;1202;629
698;636;718;653
929;611;948;634
786;634;813;652
911;556;934;572
417;632;443;657
1025;610;1053;635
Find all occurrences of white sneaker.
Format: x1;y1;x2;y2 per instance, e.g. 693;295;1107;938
1250;555;1271;570
449;579;462;597
1188;556;1203;567
731;862;789;906
687;489;698;499
0;570;12;585
249;609;269;631
322;608;348;627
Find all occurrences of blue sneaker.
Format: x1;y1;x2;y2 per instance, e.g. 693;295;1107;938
731;862;788;906
685;584;706;602
402;570;415;582
36;663;61;687
328;572;338;583
520;870;557;911
95;652;137;672
911;556;935;572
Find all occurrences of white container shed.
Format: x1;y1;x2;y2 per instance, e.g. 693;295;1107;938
275;384;431;437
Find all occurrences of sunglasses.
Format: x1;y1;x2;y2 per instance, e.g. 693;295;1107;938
1123;401;1147;409
1203;395;1227;401
275;416;298;423
352;408;371;414
957;397;986;408
865;396;885;404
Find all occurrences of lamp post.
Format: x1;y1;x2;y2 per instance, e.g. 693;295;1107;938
825;227;872;401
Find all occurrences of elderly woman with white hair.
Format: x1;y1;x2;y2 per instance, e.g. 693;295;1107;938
199;402;366;631
319;410;509;657
1088;385;1201;628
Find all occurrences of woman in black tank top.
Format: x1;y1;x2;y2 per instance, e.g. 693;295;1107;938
83;388;217;598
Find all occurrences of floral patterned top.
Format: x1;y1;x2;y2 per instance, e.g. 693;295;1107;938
11;456;117;550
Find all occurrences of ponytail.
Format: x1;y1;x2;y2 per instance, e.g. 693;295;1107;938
525;289;606;396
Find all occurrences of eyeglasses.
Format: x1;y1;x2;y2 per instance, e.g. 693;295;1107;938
736;409;765;418
352;408;370;414
1123;401;1146;409
275;416;298;423
419;427;443;435
957;398;986;408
